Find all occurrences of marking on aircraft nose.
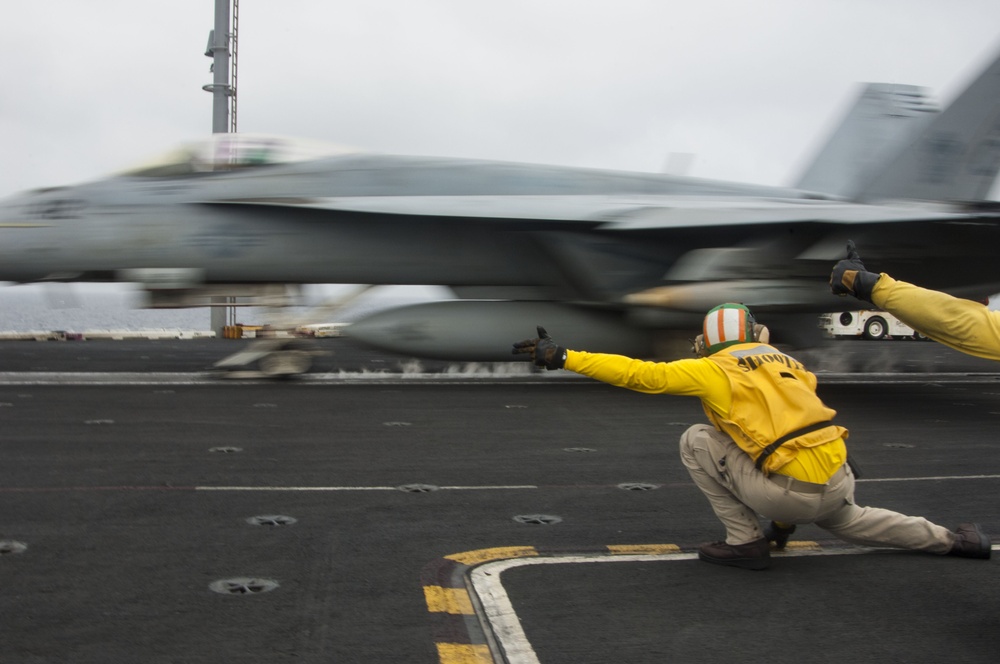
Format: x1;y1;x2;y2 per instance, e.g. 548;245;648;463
188;224;264;258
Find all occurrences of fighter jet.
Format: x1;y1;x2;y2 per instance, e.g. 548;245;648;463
3;46;1000;366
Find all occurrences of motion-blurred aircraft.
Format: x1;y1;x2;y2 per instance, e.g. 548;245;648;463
3;45;1000;367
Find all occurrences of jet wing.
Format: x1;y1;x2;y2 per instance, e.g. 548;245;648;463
207;194;617;222
207;194;976;228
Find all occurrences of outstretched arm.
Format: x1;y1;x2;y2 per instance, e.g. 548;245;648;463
872;276;1000;361
511;328;729;409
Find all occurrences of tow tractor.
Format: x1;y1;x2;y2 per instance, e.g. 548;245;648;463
819;310;927;341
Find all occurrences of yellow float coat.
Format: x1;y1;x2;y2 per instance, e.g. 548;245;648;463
564;344;847;482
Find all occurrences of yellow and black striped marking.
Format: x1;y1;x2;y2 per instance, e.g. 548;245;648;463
421;547;541;663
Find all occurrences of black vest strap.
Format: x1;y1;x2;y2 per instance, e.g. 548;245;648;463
754;420;835;471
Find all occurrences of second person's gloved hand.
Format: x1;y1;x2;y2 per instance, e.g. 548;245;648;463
511;326;567;370
830;240;881;304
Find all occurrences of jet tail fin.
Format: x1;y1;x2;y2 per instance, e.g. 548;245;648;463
794;83;938;199
856;47;1000;203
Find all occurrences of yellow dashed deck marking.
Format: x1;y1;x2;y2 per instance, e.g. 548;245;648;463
446;546;539;566
436;642;494;663
607;544;681;555
424;586;475;615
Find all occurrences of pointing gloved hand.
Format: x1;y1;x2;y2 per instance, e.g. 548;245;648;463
511;326;567;370
830;240;881;304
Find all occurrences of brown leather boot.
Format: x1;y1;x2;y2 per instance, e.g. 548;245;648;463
698;537;770;570
948;523;992;559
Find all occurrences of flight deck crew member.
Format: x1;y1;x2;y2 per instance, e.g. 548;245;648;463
512;305;991;570
831;240;1000;361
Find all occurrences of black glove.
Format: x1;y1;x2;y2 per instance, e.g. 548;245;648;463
511;326;567;370
830;240;880;303
763;521;796;551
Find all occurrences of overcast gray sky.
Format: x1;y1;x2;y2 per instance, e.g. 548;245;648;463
2;0;1000;200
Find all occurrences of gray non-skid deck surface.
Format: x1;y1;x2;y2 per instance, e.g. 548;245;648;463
0;340;997;662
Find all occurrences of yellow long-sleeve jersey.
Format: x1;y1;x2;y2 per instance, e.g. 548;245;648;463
873;275;1000;361
564;348;846;483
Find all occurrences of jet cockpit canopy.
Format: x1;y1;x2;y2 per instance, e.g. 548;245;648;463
118;133;360;178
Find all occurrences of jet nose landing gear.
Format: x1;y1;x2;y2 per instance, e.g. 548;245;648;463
213;339;326;379
257;348;314;377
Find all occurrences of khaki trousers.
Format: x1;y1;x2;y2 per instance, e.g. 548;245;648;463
679;424;954;553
